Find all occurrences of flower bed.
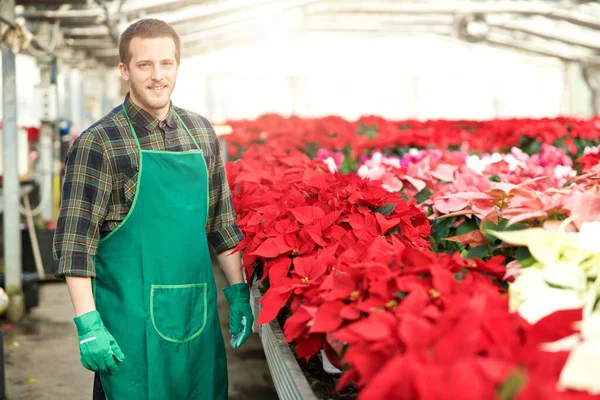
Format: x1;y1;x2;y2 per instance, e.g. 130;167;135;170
225;114;600;400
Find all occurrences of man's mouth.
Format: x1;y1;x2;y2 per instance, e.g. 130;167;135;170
149;85;166;92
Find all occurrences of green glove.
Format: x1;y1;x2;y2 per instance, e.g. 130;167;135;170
223;283;254;349
74;310;124;375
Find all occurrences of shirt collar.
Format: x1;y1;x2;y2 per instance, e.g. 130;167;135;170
123;93;177;130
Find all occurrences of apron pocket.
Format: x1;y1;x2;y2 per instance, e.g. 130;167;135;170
150;283;208;343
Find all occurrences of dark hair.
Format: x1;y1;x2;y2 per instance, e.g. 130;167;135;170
119;18;181;65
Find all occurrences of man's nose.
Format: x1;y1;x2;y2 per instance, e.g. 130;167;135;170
151;65;164;80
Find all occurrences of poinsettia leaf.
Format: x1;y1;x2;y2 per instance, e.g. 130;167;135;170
566;191;600;229
505;211;548;225
527;308;583;345
465;244;490;260
283;306;314;340
430;216;455;250
399;314;433;350
347;213;367;231
310;301;345;333
373;203;396;216
414;187;432;204
234;169;263;184
503;222;529;232
301;168;333;190
258;288;293;324
346;314;395;341
355;356;411;400
445;230;489;246
367;235;396;258
455;218;479;236
496;367;527;400
515;246;531;262
340;155;358;174
295;334;325;361
481;221;500;240
250;237;291;258
290;206;326;225
320;210;344;230
481;219;528;241
267;256;293;285
304;224;328;246
431;267;456;296
375;214;401;236
405;175;427;192
340;305;362;320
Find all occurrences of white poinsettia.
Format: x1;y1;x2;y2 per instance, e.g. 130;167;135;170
489;223;599;321
570;221;600;255
488;221;600;394
507;266;586;323
558;306;600;394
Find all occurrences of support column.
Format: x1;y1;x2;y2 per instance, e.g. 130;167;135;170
37;62;56;222
582;60;600;116
1;0;25;321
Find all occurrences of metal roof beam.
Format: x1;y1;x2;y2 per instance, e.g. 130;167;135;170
89;46;118;58
306;12;456;29
64;38;115;48
306;26;452;36
17;7;104;20
16;0;87;4
62;25;110;37
172;0;319;41
484;38;579;61
119;0;208;16
310;1;600;30
483;31;590;61
126;0;289;27
491;23;600;51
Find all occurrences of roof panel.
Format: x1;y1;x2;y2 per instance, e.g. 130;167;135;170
16;0;87;5
5;0;600;66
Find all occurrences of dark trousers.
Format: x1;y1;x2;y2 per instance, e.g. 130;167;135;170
93;373;106;400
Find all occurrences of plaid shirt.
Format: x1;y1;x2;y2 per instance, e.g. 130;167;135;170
53;94;243;278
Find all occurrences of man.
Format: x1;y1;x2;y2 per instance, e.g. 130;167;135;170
53;18;253;400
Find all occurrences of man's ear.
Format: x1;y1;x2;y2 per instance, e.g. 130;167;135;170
119;62;129;82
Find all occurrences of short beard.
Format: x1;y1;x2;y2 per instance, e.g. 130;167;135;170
130;80;170;111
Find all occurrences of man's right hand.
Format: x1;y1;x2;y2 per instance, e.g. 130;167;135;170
74;310;125;374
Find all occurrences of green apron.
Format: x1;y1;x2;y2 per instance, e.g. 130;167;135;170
93;104;228;399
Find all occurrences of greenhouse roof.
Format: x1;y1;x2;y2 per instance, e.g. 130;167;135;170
2;0;600;66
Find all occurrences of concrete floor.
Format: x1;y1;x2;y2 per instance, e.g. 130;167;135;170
0;266;278;400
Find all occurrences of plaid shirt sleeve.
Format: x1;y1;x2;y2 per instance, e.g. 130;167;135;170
205;124;244;254
53;129;112;278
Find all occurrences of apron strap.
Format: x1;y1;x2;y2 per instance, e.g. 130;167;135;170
121;103;201;152
121;104;143;153
173;111;201;151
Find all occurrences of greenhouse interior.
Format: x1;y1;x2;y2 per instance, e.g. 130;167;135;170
1;0;600;399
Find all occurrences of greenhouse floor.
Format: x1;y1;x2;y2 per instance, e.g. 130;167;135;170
1;265;278;400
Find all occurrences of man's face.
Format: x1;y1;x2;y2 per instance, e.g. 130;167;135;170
119;36;179;116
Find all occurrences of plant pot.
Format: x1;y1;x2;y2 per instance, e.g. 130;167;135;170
0;272;39;312
250;286;318;400
21;228;56;278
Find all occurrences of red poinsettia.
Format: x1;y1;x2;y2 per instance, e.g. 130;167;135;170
225;114;600;157
223;116;600;400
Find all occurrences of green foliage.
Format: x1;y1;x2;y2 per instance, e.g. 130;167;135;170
414;187;432;204
373;203;396;216
356;123;379;139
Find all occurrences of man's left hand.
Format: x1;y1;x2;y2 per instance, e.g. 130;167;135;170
223;283;254;349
